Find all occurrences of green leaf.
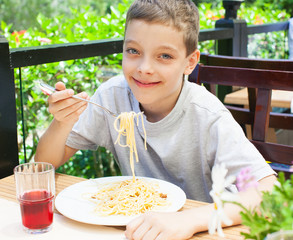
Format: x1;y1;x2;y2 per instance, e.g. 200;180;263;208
239;175;293;239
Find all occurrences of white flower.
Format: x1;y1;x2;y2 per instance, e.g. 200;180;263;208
208;164;238;237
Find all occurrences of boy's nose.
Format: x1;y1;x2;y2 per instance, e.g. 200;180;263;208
137;57;154;74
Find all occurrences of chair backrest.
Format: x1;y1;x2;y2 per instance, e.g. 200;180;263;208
189;54;293;176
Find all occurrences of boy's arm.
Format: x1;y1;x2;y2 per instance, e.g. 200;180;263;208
125;174;276;240
35;82;88;168
35;118;78;168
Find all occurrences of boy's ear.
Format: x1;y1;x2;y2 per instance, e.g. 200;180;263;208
184;49;200;75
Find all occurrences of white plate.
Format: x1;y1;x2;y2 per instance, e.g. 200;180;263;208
55;176;186;226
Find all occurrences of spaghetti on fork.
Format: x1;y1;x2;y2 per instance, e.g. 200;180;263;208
90;112;168;216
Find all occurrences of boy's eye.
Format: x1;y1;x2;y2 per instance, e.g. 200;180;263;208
126;48;139;55
160;54;172;60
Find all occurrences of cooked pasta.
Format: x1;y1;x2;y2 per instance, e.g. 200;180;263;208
90;178;169;216
114;111;147;180
89;112;168;217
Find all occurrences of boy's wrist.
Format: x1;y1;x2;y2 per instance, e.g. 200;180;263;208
183;204;215;234
51;118;75;133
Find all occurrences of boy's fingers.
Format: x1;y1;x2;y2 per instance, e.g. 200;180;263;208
55;81;66;91
49;89;74;103
75;91;89;99
125;215;145;239
52;101;87;122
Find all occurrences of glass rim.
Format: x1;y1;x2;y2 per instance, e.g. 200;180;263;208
14;162;55;175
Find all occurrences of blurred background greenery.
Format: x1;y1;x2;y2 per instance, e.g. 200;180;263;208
0;0;291;178
1;0;292;31
0;0;122;30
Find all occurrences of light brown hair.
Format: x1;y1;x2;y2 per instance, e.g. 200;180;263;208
125;0;200;56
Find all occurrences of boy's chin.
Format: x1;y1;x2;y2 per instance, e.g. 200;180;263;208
136;98;155;108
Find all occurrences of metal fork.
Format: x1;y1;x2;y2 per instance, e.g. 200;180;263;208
39;81;117;117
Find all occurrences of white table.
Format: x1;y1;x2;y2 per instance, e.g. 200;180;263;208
0;173;248;239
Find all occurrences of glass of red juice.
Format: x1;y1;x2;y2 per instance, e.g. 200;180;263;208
14;162;55;234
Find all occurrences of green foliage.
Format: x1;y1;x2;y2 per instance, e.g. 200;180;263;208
193;0;222;8
57;147;121;178
198;3;290;59
238;4;290;59
254;0;293;17
197;3;225;54
236;173;293;240
197;2;290;58
0;0;122;31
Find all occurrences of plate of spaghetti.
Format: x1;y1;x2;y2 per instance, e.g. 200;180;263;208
55;176;186;226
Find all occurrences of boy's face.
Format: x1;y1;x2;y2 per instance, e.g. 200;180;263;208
122;20;199;121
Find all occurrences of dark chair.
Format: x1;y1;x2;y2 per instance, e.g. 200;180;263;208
189;54;293;177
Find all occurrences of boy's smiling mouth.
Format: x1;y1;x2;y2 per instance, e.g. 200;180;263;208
133;77;160;87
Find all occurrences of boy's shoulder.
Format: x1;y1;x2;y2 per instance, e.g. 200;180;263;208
97;74;131;96
184;80;228;114
100;74;127;89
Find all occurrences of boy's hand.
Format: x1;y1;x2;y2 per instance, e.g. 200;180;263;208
47;81;89;126
125;211;195;240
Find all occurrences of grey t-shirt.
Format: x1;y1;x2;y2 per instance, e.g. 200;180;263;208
66;75;275;202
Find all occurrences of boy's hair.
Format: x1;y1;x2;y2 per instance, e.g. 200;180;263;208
125;0;200;56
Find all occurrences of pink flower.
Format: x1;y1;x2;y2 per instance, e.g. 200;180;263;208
236;167;259;191
11;30;26;45
12;30;26;36
38;37;52;43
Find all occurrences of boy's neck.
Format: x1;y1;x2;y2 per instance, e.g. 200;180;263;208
140;80;184;123
140;104;170;122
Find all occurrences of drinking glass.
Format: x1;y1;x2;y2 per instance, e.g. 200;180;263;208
14;162;55;234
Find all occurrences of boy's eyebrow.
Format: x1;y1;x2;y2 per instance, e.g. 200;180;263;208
124;39;179;53
157;45;178;52
124;39;137;45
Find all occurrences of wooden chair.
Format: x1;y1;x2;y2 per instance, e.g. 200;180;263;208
189;54;293;177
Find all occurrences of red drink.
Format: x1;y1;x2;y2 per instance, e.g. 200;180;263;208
19;189;54;230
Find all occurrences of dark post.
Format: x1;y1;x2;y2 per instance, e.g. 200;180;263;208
216;0;247;57
0;36;19;178
215;0;247;101
223;0;243;19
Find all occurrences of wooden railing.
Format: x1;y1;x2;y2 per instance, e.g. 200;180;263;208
0;0;290;178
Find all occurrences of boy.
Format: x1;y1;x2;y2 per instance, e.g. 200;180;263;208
35;0;276;239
